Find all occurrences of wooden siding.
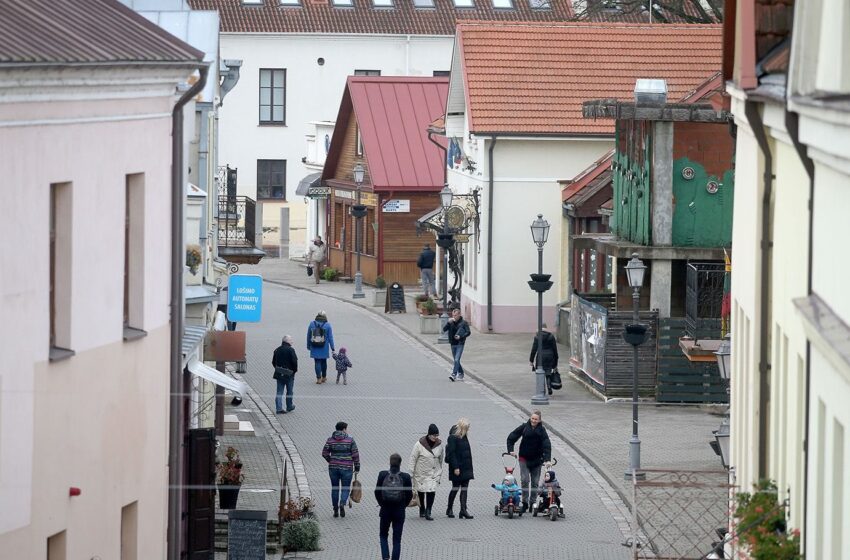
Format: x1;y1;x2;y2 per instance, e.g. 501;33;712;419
382;261;420;285
333;111;372;186
603;310;658;398
380;192;438;262
656;317;727;403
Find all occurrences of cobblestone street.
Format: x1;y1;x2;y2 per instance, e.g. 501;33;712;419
239;282;631;559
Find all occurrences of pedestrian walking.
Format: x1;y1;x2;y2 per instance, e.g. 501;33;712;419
272;334;298;414
306;236;326;284
445;417;475;519
416;243;436;298
529;323;559;395
409;423;444;521
506;410;552;513
307;310;335;384
332;347;353;385
375;453;413;560
322;421;360;518
443;307;471;381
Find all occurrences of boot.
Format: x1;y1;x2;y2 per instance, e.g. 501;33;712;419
459;510;474;519
333;506;339;518
339;506;346;518
459;491;473;518
419;507;425;518
445;507;455;518
424;507;434;521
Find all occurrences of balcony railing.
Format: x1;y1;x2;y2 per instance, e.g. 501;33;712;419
218;196;256;248
685;262;724;339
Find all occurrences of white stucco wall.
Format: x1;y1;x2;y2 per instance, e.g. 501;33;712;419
451;135;611;332
0;67;184;558
218;33;454;255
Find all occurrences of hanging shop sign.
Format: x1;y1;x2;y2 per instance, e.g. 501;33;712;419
307;186;330;199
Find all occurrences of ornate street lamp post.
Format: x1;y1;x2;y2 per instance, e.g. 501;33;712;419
713;334;732;468
528;214;552;405
351;163;366;299
622;253;648;479
436;185;454;344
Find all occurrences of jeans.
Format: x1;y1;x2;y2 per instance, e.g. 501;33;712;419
275;375;294;412
379;508;405;560
420;268;435;297
314;358;328;380
519;461;542;506
451;344;465;377
329;468;353;508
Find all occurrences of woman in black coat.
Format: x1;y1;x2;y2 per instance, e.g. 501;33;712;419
529;324;559;395
445;417;474;519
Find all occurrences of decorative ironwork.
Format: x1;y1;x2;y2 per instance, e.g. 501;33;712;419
217;195;257;248
627;469;735;559
685;262;725;340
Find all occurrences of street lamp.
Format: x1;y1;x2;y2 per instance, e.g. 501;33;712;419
351;163;366;299
436;185;454;344
712;333;732;468
623;253;648;479
528;214;552;405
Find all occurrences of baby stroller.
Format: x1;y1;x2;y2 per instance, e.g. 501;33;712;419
531;459;565;521
493;453;524;519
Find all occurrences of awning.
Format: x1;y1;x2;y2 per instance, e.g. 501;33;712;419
187;358;249;397
295;172;322;197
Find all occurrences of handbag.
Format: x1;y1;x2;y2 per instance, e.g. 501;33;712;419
273;367;294;381
307;265;313;277
407;491;419;509
349;473;362;503
549;368;563;391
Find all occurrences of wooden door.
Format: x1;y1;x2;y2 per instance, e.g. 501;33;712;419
187;428;216;559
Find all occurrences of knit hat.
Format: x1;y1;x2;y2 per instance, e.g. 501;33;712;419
315;311;327;322
428;423;439;436
338;347;347;354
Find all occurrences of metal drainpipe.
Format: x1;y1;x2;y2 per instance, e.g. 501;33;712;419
743;100;773;480
168;63;209;560
487;136;498;332
784;106;814;542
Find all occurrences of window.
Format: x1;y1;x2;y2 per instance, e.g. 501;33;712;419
242;0;263;4
332;0;353;5
356;126;364;156
50;182;73;360
279;0;301;4
373;0;393;5
121;502;138;560
354;69;381;76
413;0;434;6
124;174;145;339
257;160;286;200
529;0;550;7
433;70;451;77
492;0;513;6
259;69;286;125
453;0;474;6
365;207;376;256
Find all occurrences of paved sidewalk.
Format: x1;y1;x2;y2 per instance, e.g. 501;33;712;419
240;256;725;510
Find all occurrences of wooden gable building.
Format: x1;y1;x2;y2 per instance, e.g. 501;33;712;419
321;76;448;285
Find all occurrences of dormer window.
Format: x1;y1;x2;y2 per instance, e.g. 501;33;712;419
453;0;474;6
332;0;353;6
529;0;550;8
492;0;513;7
279;0;301;5
373;0;393;6
242;0;263;4
413;0;434;6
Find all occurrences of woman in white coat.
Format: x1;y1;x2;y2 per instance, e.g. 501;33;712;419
409;423;444;521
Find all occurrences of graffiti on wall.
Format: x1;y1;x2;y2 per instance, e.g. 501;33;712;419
569;294;608;386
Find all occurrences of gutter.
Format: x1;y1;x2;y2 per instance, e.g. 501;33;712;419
487;136;498;332
743;100;772;480
168;63;209;560
785;104;815;542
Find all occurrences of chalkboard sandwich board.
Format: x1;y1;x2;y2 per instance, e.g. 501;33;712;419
384;282;406;314
228;510;267;560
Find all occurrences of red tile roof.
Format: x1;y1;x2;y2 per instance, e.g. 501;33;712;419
188;0;573;34
457;22;723;134
349;76;449;191
0;0;204;65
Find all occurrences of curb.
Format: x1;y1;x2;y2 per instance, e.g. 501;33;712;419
264;278;636;517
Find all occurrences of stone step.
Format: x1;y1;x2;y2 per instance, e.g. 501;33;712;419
223;420;255;436
223;414;240;430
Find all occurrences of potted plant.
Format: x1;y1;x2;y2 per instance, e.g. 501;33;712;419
322;267;339;282
373;275;387;307
733;480;801;560
217;446;244;509
186;245;202;275
418;298;440;334
414;293;431;314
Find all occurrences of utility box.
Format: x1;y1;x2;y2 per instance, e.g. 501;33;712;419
634;79;667;105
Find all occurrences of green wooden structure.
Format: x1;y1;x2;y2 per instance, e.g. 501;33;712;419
656;317;727;403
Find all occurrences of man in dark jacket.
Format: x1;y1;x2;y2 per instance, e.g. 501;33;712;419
443;308;471;381
529;324;559;395
375;453;413;560
417;244;436;298
272;335;298;414
506;410;552;512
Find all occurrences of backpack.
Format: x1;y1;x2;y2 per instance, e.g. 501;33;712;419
381;471;405;503
310;323;326;347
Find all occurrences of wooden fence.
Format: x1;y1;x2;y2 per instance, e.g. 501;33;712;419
603;310;658;398
656;317;727;403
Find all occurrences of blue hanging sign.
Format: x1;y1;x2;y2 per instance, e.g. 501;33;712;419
227;274;263;323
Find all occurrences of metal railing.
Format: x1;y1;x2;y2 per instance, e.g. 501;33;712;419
218;195;256;248
685;262;725;339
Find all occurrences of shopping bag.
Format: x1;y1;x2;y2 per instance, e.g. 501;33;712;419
349;473;362;503
549;369;563;390
407;492;419;508
307;265;313;277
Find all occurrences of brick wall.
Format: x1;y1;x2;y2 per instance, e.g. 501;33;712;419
672;121;734;178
